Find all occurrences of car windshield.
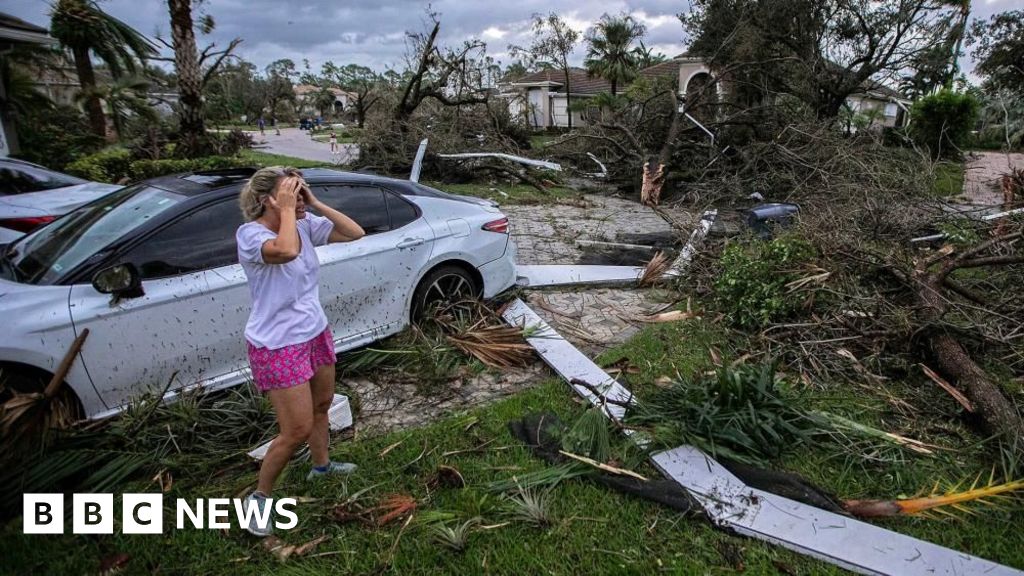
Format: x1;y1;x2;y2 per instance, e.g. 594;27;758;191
0;162;87;194
2;184;186;285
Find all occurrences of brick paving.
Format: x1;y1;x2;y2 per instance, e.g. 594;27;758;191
343;194;695;435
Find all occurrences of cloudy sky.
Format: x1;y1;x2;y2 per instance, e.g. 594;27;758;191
5;0;1019;77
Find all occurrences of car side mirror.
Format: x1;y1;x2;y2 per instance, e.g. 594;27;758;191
92;263;144;298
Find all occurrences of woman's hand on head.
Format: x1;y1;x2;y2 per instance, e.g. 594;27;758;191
267;176;300;214
299;183;321;208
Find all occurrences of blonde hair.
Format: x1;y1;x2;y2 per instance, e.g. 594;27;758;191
239;166;302;221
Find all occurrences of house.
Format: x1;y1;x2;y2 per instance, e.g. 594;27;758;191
502;53;910;130
293;84;356;117
0;12;59;157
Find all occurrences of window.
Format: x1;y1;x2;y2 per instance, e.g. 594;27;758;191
313;185;390;234
120;199;244;279
9;185;186;285
0;163;85;195
386;191;418;229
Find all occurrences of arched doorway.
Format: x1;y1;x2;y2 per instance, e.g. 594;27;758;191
683;71;718;121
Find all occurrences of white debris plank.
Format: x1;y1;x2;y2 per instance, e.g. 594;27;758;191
664;209;717;278
438;152;561;171
502;299;632;421
409;138;428;183
651;446;1023;576
515;264;644;288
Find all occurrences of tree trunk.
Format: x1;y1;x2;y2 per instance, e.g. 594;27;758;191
72;46;107;140
563;64;572;131
356;99;365;128
611;79;617;97
913;264;1024;452
928;331;1024;447
167;0;207;157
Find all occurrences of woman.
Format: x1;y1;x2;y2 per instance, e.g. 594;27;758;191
236;166;365;536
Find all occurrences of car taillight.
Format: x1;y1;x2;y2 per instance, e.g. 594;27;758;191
0;216;56;233
482;217;509;234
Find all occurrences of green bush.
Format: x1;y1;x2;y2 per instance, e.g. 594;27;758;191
909;90;979;158
128;156;253;180
65;148;133;183
11;105;103;170
714;236;816;329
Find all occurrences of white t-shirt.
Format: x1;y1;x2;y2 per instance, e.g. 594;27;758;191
236;215;334;349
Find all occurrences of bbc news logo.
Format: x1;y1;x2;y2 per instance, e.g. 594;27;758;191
23;494;297;534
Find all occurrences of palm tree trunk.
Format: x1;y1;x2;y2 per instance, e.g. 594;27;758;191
611;79;617;97
72;46;107;140
563;59;572;131
167;0;206;157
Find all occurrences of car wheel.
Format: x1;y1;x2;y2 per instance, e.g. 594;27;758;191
412;265;480;319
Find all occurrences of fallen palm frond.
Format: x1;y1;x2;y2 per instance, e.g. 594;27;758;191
261;534;330;562
638;251;670;287
560;407;612;463
446;325;535;368
843;475;1024;519
487;463;587;493
627;362;817;464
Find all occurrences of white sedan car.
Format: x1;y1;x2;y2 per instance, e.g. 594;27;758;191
0;158;121;244
0;168;516;419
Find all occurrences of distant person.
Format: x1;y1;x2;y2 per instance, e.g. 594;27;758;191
272;116;280;136
329;131;338;153
257;117;265;136
236;167;365;537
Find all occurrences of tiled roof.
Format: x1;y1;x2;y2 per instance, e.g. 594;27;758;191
511;68;612;95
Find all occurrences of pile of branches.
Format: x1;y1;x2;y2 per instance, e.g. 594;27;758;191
682;115;1024;453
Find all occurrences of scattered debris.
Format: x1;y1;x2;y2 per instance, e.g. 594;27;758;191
910;206;1024;243
920;364;975;412
331;494;418;528
503;297;1023;576
635;310;698;323
427;465;466;490
261;534;330;562
446;324;535;369
98;552;130;575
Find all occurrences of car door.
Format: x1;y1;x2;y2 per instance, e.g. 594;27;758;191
312;184;433;342
68;198;247;410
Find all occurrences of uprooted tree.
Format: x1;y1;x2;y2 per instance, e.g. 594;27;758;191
357;12;528;177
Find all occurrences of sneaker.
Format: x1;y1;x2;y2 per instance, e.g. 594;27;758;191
242;491;273;537
307;461;358;480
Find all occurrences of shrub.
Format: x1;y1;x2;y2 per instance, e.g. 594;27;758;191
128;156;253;180
65;148;133;183
714;236;817;329
909;90;979;158
11;105;103;170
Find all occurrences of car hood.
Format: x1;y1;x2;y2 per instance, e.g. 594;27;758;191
0;182;122;216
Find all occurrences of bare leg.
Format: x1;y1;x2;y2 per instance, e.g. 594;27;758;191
257;383;313;495
308;363;336;467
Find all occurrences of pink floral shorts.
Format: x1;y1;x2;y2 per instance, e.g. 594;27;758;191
247;328;337;392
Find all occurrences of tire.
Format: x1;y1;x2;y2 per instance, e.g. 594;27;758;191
411;265;480;319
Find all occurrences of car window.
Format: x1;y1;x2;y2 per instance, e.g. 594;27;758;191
7;185;186;285
385;191;418;229
314;185;390;234
0;163;85;195
120;199;245;279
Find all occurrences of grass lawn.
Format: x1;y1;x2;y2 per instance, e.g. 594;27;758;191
311;132;358;144
423;181;582;206
931;161;965;197
3;302;1020;574
238;150;330;169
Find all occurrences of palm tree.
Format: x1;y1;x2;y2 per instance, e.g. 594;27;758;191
584;14;646;96
49;0;156;139
79;76;155;137
166;0;205;156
